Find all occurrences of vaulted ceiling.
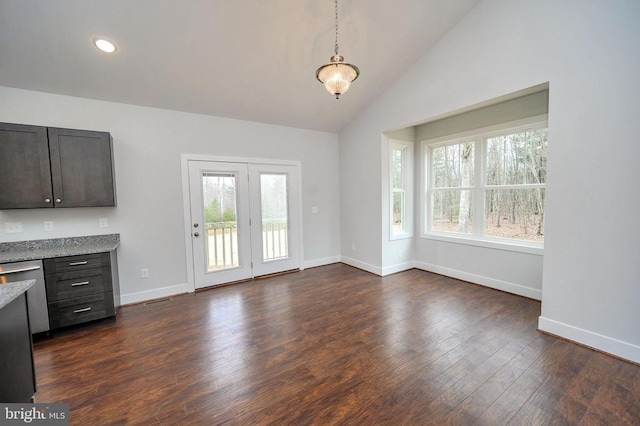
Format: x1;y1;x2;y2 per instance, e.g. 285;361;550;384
0;0;481;133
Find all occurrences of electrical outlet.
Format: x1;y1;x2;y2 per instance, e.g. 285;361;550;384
311;206;319;214
397;250;403;258
99;218;108;228
44;221;54;231
5;222;23;233
351;243;356;252
141;268;149;278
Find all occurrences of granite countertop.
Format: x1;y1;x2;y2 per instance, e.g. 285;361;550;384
0;234;120;264
0;279;36;310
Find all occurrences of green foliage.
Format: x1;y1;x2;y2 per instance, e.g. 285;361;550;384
221;207;236;222
205;199;236;223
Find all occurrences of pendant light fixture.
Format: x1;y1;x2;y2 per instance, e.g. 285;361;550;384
315;0;359;99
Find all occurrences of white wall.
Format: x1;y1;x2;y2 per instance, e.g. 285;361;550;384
339;115;383;273
0;86;341;303
339;0;640;362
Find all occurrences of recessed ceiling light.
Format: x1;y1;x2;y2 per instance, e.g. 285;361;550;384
94;38;117;53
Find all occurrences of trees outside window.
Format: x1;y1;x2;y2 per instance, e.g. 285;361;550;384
484;129;547;241
425;118;547;244
390;140;413;239
431;141;475;235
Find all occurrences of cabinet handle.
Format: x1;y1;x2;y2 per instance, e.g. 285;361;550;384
71;281;90;287
73;307;92;314
55;198;62;204
44;198;51;203
69;261;88;266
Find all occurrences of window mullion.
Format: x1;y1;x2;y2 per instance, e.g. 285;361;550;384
426;144;432;235
474;137;485;237
485;184;546;190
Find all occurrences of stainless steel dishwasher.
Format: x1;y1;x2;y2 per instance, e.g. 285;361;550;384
0;259;50;334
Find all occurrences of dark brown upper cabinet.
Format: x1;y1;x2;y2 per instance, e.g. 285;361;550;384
0;122;116;209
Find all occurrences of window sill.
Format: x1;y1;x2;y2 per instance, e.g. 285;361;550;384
420;232;543;255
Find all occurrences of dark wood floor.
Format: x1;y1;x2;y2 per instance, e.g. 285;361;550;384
33;264;639;425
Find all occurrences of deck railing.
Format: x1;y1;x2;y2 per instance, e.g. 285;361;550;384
205;221;238;270
261;218;289;262
205;219;288;270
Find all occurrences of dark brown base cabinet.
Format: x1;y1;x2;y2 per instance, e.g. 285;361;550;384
44;252;120;329
0;293;37;402
0;122;116;209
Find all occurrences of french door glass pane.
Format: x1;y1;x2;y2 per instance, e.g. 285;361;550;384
484;188;545;242
431;189;473;234
260;174;289;261
202;173;239;271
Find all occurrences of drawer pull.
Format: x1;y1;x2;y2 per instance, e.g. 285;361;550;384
73;307;92;314
69;261;88;266
71;281;90;287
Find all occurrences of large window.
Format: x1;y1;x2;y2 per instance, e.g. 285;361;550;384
390;140;413;239
424;117;547;246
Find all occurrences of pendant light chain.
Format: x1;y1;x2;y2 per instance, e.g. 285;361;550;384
334;0;339;56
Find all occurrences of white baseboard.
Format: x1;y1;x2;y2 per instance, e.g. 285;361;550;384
381;261;415;276
120;283;191;306
121;258;342;305
303;256;341;269
414;261;542;300
538;316;640;364
340;256;383;276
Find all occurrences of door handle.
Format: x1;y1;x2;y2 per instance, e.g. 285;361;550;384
193;232;200;237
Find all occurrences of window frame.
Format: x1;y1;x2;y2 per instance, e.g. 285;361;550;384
421;115;547;254
390;139;414;240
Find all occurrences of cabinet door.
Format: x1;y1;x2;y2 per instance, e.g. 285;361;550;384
0;122;53;209
0;293;37;402
48;127;116;207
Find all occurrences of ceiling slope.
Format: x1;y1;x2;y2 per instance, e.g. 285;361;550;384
0;0;480;133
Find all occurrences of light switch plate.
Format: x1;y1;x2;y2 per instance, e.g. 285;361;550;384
44;221;54;231
99;218;108;228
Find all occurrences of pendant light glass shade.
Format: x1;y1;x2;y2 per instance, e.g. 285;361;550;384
316;55;360;99
316;0;359;99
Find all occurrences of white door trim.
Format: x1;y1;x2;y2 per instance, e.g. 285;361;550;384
181;154;304;293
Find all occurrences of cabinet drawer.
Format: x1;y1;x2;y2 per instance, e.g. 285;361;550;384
46;267;111;301
48;292;115;329
44;253;110;274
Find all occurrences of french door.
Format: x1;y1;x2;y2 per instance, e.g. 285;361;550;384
188;160;301;289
